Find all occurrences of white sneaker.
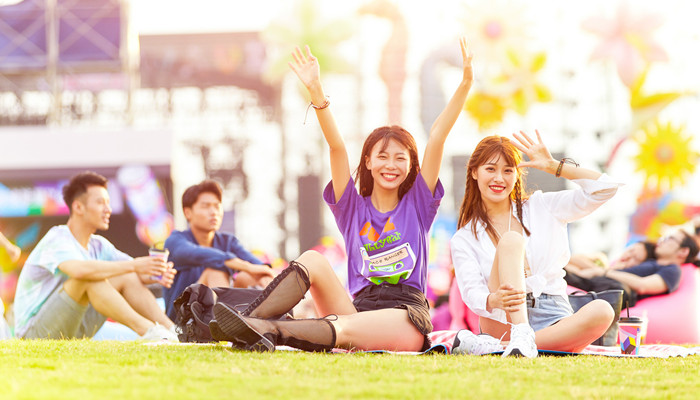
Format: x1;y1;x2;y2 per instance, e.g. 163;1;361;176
502;323;537;358
452;330;503;355
140;323;180;342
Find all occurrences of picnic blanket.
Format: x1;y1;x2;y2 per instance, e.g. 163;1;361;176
144;329;699;358
424;330;699;358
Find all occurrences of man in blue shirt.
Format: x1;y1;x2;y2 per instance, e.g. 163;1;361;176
164;180;275;319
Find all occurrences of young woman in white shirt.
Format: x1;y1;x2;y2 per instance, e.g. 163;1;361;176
450;132;621;357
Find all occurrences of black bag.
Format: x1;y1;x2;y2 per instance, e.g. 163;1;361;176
568;289;623;346
173;284;269;343
565;271;638;307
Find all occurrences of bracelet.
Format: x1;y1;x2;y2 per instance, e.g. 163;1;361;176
555;157;579;178
303;96;330;124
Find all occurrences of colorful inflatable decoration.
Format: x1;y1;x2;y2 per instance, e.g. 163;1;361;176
463;50;551;129
459;2;549;131
464;91;508;130
629;68;691;133
582;2;668;87
500;50;552;115
460;0;532;64
632;119;698;190
358;0;408;124
116;165;174;247
628;189;700;242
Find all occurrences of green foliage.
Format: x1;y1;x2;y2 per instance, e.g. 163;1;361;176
0;340;698;399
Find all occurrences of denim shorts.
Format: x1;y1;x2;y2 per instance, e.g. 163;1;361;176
526;293;573;332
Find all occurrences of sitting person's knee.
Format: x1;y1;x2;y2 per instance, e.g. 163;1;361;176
588;299;615;327
296;250;330;271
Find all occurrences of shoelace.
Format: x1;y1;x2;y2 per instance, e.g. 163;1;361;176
472;336;503;354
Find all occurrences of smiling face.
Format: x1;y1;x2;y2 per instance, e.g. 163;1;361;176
472;154;517;207
365;138;411;194
75;185;112;232
184;192;223;234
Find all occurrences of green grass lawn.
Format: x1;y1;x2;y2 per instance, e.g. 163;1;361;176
1;340;698;400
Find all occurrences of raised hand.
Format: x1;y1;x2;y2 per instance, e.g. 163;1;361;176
512;130;556;171
460;37;474;85
288;45;321;89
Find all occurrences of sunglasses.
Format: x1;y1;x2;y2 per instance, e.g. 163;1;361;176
659;235;682;245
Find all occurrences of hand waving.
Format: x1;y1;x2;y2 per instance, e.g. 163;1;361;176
512;130;556;171
460;37;474;85
288;45;321;89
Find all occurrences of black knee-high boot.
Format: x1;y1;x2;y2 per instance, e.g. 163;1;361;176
212;303;336;353
242;260;311;319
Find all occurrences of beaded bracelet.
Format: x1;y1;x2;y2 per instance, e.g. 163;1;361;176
303;96;330;124
555;157;579;178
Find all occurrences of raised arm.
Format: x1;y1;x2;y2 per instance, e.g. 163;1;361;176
513;130;602;180
289;45;350;201
422;37;473;194
0;231;21;263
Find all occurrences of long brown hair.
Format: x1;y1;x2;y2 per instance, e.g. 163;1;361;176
354;125;420;199
456;135;530;239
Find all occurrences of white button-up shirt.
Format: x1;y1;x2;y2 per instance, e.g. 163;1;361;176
450;174;622;324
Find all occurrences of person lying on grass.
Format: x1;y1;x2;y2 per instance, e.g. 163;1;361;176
14;172;178;341
450;133;622;357
209;38;473;353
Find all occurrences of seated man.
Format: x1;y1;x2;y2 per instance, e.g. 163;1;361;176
565;229;699;307
163;180;275;320
14;172;179;341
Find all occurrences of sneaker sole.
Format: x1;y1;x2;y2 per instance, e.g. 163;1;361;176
209;319;245;349
502;348;537;358
213;303;275;352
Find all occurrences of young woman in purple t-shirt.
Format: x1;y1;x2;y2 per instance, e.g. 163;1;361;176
211;38;473;352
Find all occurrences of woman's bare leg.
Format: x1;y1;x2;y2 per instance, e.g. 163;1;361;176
534;299;614;352
331;308;424;351
487;231;527;326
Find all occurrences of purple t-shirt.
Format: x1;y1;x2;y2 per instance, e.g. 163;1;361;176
323;173;444;296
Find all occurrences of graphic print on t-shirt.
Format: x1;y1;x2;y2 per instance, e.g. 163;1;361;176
358;217;416;285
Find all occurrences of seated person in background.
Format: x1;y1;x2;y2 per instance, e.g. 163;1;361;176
0;230;21;263
565;240;657;275
565;229;699;307
163;180;275;320
14;172;179;341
